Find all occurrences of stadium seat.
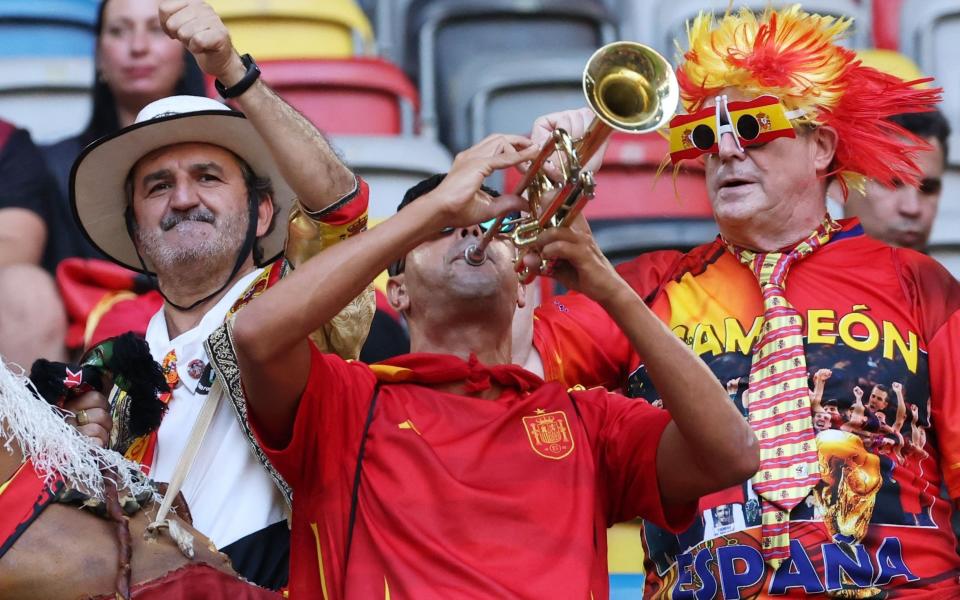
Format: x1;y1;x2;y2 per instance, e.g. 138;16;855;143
648;0;870;55
405;0;617;140
872;0;905;49
609;574;645;599
355;0;379;24
504;130;716;297
608;521;645;599
0;0;98;57
206;0;374;59
372;0;412;63
447;51;589;152
505;133;711;221
928;167;960;277
209;58;419;136
0;57;93;143
856;48;926;83
330;135;453;220
899;0;960;165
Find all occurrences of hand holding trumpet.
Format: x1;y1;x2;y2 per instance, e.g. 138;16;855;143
526;214;630;307
466;42;678;280
427;134;536;230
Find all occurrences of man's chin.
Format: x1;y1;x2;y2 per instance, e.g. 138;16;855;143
143;243;231;273
891;231;927;251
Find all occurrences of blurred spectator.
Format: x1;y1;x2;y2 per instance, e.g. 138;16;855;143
840;50;950;253
359;290;409;363
0;120;67;366
843;109;950;252
41;0;205;266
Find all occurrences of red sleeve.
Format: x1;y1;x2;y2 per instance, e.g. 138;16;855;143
310;175;369;229
575;388;697;532
533;293;635;389
929;313;960;498
897;250;960;498
248;342;377;489
532;249;684;389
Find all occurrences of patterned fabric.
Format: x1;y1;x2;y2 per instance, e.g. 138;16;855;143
206;281;377;510
533;218;960;597
728;217;840;567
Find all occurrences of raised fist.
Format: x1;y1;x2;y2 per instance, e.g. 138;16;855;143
813;368;832;382
159;0;238;83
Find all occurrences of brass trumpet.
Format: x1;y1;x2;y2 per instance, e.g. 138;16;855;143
464;41;679;283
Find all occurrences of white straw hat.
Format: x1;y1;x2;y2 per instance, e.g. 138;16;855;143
70;95;294;273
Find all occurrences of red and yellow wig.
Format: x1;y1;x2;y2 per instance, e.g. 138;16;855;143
675;5;942;197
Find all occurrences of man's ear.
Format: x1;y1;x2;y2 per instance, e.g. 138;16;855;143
255;194;274;237
387;274;409;314
516;281;527;309
813;126;839;174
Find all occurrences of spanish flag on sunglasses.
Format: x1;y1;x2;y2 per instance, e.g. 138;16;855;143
668;95;797;164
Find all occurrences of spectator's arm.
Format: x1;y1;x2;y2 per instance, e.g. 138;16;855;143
534;223;760;504
159;0;355;213
0;208;46;266
810;368;831;413
891;381;908;431
232;135;534;445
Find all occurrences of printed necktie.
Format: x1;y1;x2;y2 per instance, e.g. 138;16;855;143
729;217;840;568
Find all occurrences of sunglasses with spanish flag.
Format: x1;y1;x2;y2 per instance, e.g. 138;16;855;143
668;95;804;164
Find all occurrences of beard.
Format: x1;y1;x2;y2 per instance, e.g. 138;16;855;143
134;206;249;273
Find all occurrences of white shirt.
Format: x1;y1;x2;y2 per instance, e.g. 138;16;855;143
145;268;285;548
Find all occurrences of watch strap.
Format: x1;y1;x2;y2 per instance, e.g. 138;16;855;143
214;53;261;99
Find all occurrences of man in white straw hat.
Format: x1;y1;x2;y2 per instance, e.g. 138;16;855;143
68;0;373;590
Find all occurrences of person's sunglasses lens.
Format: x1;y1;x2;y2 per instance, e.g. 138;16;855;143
480;212;521;234
692;124;716;150
736;114;761;141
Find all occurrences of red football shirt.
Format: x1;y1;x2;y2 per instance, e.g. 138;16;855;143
250;347;695;599
534;220;960;597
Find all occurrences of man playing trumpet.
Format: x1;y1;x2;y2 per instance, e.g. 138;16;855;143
209;133;759;597
517;5;960;598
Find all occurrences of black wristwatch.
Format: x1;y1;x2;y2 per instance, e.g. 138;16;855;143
215;53;261;99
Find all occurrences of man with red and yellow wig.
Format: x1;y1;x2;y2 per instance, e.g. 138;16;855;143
520;4;960;597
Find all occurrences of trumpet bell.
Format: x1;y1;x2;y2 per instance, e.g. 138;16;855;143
584;41;679;134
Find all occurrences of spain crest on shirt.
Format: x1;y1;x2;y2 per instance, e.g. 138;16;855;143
523;409;574;460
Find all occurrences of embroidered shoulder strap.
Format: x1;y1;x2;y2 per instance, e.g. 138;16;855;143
205;318;294;510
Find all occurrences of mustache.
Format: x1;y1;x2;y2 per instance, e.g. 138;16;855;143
160;208;215;231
